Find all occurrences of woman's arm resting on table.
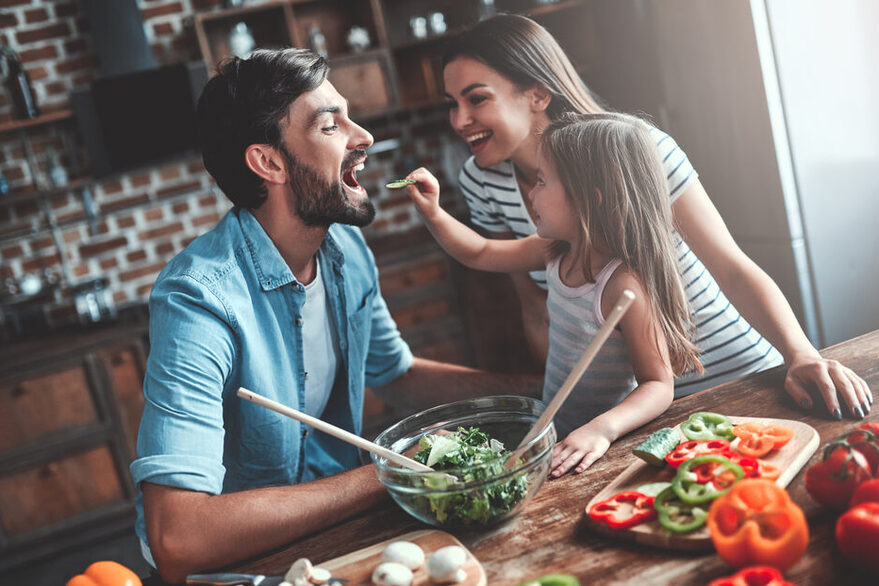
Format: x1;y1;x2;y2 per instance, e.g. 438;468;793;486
673;180;871;417
143;465;388;583
371;356;543;413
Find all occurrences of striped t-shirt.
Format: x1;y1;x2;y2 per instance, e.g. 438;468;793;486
544;257;636;437
458;125;783;397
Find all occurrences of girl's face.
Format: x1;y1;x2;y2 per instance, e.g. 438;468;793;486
443;56;543;168
528;148;577;241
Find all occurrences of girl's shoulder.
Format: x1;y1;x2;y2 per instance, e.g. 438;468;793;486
601;262;650;320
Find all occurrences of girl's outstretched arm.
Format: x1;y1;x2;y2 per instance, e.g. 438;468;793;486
404;167;547;273
551;269;675;477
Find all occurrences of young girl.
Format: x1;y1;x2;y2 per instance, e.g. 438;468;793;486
405;112;702;477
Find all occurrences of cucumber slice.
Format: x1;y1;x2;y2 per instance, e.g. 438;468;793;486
385;179;417;189
518;574;580;586
633;427;681;467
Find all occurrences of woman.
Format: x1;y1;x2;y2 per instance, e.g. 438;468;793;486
441;14;870;419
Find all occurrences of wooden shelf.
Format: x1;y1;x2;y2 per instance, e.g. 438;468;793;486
0;176;93;207
389;25;468;51
0;110;73;136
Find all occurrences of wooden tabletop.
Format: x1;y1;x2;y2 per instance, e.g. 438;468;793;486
232;329;879;585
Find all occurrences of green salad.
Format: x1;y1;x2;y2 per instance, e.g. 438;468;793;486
411;426;529;525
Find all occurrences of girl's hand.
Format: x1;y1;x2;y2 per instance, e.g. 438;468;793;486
550;424;612;477
404;167;441;221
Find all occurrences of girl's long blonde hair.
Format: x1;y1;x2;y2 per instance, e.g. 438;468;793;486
543;112;702;375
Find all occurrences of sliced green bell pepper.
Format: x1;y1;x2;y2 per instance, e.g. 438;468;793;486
654;486;709;533
672;454;743;504
680;412;735;441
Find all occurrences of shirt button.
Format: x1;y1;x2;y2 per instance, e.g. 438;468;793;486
295;318;303;327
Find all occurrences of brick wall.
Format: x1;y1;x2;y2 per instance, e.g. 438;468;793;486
0;0;467;334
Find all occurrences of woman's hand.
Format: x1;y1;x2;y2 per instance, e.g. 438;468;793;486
785;352;872;419
404;167;441;221
550;424;612;477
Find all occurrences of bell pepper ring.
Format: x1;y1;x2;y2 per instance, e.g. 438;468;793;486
733;423;795;451
707;565;795;586
588;491;656;529
680;412;736;441
673;454;744;504
654;486;709;533
707;479;809;571
665;439;732;469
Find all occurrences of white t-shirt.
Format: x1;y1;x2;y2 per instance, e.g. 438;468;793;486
458;124;783;395
301;258;340;417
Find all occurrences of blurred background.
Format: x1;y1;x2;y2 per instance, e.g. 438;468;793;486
0;0;877;583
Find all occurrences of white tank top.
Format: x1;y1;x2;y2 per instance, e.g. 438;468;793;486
543;256;637;438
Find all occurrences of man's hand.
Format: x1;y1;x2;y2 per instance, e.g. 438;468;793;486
785;352;872;419
550;424;612;477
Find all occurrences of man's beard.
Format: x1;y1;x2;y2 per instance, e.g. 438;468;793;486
281;146;375;228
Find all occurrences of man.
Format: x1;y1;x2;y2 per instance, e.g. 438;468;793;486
132;49;538;583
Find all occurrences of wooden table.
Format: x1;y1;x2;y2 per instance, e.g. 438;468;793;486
233;330;879;585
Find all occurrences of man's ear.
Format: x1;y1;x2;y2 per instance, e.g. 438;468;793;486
244;144;287;186
528;84;552;114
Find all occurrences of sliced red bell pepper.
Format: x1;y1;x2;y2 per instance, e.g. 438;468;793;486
588;491;656;529
665;439;731;469
707;565;795;586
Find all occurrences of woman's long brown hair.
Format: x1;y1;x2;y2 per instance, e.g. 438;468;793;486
543;112;702;375
443;14;602;119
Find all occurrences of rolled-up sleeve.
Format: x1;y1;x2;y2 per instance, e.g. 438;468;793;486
363;287;413;388
130;273;235;495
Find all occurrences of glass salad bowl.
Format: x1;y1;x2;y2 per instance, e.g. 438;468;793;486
371;395;556;528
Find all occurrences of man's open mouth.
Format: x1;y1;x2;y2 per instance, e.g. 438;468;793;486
342;160;366;192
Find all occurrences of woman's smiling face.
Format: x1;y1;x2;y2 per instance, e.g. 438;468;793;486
443;56;543;168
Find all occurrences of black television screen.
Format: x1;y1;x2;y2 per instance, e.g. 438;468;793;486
73;63;205;178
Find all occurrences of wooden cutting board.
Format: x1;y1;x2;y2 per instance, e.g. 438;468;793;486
584;416;819;551
317;529;486;585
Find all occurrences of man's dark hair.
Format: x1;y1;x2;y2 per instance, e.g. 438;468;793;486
196;49;329;209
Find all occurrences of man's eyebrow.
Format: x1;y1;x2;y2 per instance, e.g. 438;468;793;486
309;99;350;128
443;83;489;99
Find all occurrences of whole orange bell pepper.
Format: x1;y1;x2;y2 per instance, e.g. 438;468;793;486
707;479;809;571
66;561;142;586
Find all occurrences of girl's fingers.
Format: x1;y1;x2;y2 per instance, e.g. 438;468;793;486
552;449;584;477
575;451;599;473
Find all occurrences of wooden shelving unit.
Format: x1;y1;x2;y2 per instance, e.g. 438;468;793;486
0;109;73;137
192;0;590;116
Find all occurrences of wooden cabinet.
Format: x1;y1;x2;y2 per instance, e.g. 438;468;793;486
193;0;592;118
0;328;147;572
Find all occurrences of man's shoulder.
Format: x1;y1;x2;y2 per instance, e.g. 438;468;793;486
155;210;244;291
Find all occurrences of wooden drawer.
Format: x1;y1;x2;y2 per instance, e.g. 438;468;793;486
97;345;146;457
0;445;125;537
0;363;99;453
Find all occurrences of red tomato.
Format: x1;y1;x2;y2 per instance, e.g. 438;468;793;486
843;424;879;475
835;502;879;570
708;565;795;586
850;478;879;507
805;444;871;510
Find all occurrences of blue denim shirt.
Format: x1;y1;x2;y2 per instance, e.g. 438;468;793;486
130;208;412;556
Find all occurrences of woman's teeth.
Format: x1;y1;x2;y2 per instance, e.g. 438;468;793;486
466;131;492;144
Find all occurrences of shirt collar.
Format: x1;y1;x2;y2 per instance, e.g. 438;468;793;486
237;208;345;291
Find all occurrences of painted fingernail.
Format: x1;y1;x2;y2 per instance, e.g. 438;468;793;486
800;398;811;409
833;408;842;420
855;405;865;419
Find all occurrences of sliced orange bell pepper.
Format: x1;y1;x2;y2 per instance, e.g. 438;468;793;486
66;561;142;586
707;479;809;571
733;423;794;450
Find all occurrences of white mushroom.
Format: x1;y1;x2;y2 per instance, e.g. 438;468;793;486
371;562;414;586
310;567;332;584
381;541;425;570
426;545;467;584
286;558;313;583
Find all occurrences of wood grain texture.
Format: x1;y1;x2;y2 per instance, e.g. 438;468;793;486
232;329;879;585
583;416;818;551
318;530;485;586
